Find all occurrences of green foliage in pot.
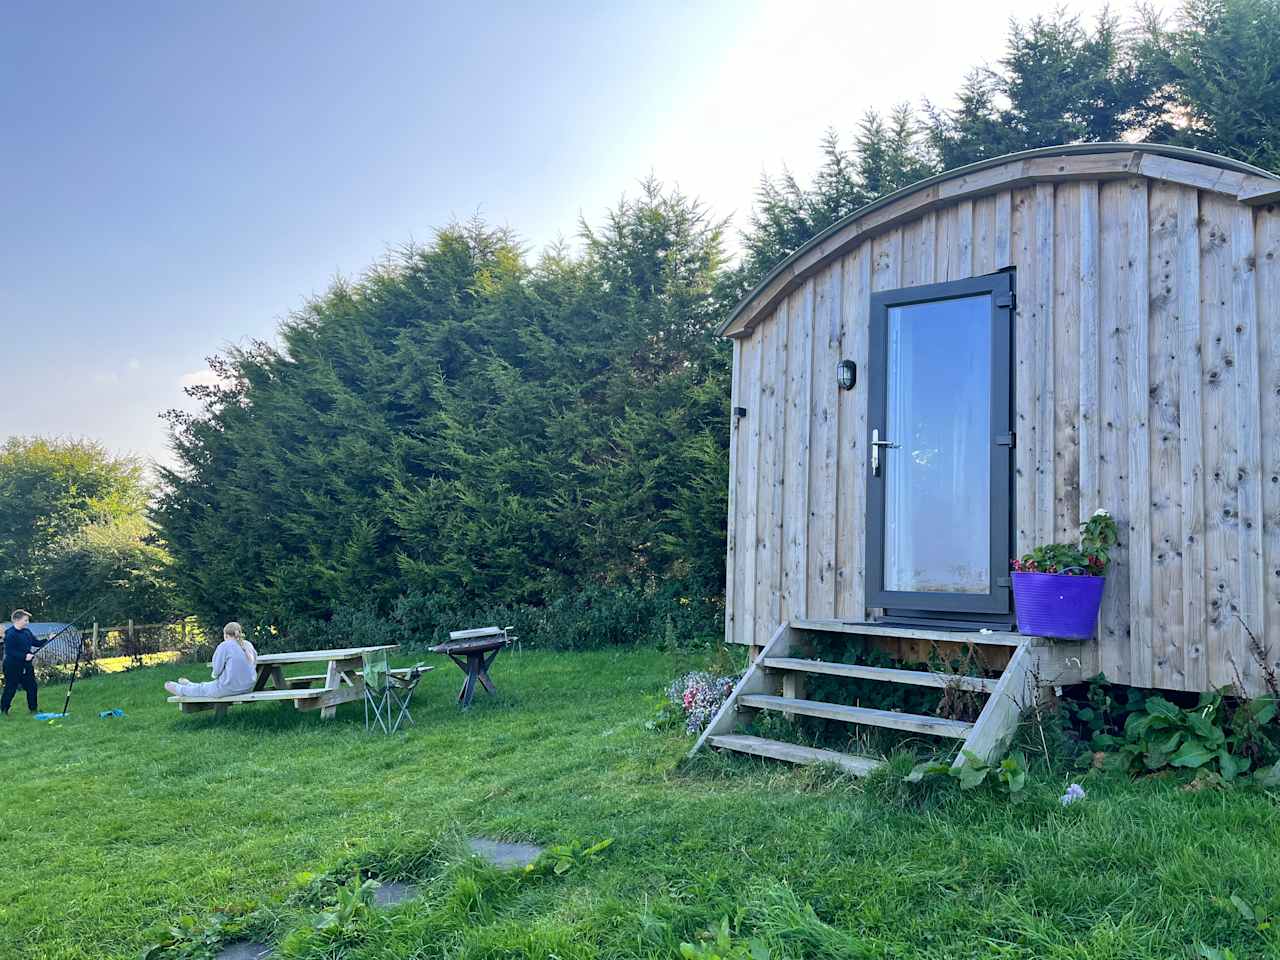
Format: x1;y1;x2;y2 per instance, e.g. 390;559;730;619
1012;509;1118;575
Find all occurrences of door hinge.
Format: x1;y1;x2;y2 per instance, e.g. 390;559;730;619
996;576;1011;587
995;291;1016;310
996;432;1016;448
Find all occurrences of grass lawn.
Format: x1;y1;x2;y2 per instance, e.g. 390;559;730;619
2;647;1278;960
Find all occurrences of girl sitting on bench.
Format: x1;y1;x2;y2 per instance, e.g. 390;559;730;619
165;622;257;698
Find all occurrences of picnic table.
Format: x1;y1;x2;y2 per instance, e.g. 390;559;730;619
430;627;511;708
168;645;401;719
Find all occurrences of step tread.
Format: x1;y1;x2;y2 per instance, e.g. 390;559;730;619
738;694;974;738
760;657;998;693
793;618;1027;647
708;735;882;776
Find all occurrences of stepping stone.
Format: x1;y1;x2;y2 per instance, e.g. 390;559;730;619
217;944;271;960
373;880;418;908
467;837;543;870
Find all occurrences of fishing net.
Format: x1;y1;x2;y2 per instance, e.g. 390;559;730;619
31;624;83;663
30;623;86;681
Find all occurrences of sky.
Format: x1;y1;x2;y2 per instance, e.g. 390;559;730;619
1;0;1166;471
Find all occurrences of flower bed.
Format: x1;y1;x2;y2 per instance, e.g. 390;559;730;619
665;671;738;734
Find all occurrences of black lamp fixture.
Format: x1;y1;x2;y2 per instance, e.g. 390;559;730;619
836;359;856;390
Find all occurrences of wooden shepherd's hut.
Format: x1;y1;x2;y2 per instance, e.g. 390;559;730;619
695;144;1280;775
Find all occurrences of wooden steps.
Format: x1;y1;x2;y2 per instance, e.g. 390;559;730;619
738;694;974;738
707;735;881;776
691;620;1038;779
760;657;998;693
792;618;1026;647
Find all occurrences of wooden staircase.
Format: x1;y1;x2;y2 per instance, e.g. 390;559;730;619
691;619;1039;776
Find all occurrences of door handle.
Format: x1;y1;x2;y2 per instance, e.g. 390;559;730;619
871;428;899;476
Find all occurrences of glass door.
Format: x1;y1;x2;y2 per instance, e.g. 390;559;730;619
866;272;1014;617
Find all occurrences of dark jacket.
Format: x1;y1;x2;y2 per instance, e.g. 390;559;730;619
3;625;45;662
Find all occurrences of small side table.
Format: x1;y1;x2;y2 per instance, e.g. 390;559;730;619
430;627;512;708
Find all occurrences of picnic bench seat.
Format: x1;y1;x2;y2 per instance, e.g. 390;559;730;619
167;687;321;716
283;666;424;689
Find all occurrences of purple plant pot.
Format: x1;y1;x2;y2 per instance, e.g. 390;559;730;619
1011;571;1105;640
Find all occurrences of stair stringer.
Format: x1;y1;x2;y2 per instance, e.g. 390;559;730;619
953;639;1035;770
689;621;793;758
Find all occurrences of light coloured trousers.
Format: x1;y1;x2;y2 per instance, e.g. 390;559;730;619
173;679;252;697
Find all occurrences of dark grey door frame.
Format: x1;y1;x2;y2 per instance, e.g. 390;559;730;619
864;271;1016;619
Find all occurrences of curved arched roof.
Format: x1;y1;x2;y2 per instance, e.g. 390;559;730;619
720;143;1280;338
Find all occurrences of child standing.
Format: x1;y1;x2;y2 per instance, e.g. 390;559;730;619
2;609;46;715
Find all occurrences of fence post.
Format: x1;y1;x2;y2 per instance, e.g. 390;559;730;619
128;619;138;667
91;622;99;660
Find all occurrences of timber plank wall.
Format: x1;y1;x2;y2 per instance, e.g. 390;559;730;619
722;146;1280;696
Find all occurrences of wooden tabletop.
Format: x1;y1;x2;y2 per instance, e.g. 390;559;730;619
431;636;508;655
255;645;399;665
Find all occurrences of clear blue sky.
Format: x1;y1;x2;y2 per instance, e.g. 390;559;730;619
1;0;1145;470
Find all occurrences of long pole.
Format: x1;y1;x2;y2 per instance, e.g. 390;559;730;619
60;625;87;716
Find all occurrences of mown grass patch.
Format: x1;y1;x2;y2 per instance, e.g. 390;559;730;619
1;648;1277;959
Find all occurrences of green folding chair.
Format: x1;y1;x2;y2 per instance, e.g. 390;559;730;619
387;662;430;730
363;649;393;733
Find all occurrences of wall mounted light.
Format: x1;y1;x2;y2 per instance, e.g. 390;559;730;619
836;359;856;390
